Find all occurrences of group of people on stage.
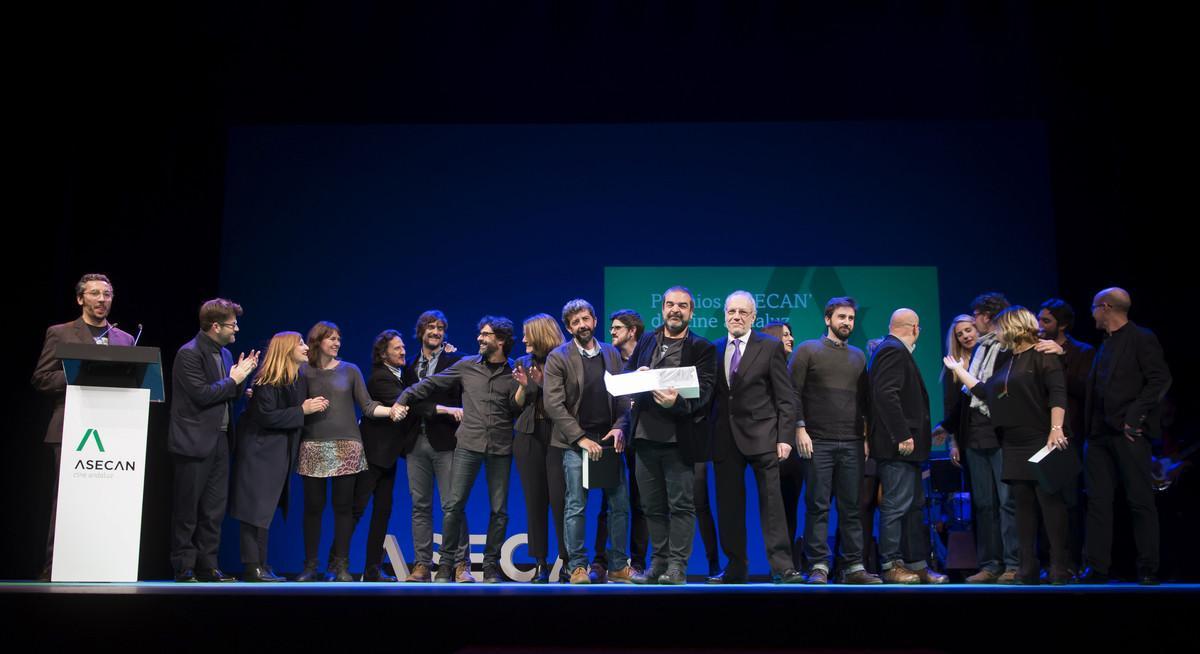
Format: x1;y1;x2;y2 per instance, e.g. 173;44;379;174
33;274;1171;585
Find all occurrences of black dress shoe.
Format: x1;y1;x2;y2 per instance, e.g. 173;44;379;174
362;564;397;582
558;562;573;584
658;568;687;585
243;565;285;582
174;568;199;583
1077;567;1110;584
706;570;748;584
482;565;504;583
774;569;805;584
294;560;321;582
633;567;667;585
197;567;236;582
531;562;551;584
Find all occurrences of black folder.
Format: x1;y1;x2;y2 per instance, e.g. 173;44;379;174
582;446;621;490
1033;445;1082;495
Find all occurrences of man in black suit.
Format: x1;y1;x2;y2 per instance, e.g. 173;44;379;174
868;308;946;584
354;329;412;582
1080;287;1172;585
400;310;468;582
168;298;258;582
31;273;136;580
617;286;716;585
708;291;803;584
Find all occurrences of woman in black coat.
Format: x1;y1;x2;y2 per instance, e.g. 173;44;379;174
230;331;328;581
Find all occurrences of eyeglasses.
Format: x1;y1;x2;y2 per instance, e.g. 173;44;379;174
478;330;496;338
83;290;114;299
219;321;239;329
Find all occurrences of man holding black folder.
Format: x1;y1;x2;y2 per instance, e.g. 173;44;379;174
542;299;640;584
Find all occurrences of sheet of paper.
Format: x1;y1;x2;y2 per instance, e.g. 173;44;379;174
604;366;700;399
1028;444;1054;464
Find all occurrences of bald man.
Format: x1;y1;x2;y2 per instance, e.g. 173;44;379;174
867;309;946;584
1080;288;1171;585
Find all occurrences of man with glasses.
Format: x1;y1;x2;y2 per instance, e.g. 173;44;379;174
394;316;522;583
1080;288;1171;585
168;298;258;582
31;274;136;580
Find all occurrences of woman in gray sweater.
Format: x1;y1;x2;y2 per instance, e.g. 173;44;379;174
295;321;400;581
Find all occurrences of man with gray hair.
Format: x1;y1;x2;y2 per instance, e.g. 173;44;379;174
708;291;803;583
1080;287;1171;585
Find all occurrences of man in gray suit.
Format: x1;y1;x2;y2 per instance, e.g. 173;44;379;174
542;299;640;584
31;274;136;580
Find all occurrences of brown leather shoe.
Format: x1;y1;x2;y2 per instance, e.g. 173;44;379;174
996;569;1019;585
966;568;1000;584
841;569;883;585
914;567;949;584
606;566;641;584
806;568;828;585
454;561;476;583
570;566;591;584
406;562;432;583
881;564;920;584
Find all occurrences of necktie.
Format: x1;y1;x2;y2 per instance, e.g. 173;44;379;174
730;338;742;382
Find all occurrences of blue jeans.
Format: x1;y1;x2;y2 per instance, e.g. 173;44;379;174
877;459;929;571
441;448;511;567
407;433;468;567
963;446;1019;572
563;448;630;571
802;438;865;573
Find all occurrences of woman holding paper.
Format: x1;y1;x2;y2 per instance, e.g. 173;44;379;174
943;307;1071;584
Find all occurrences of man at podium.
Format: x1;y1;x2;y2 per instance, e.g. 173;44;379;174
31;273;135;580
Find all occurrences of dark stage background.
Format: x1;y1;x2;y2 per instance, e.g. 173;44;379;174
9;1;1193;581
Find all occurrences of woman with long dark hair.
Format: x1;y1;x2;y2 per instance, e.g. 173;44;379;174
296;321;400;582
230;331;328;581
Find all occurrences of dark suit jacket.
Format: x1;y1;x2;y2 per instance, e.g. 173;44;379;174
360;364;413;467
542;340;629;449
711;331;796;460
168;331;245;458
31;317;135;444
1084;320;1172;440
616;328;717;465
230;379;306;528
868;335;932;462
400;349;464;452
1060;335;1096;440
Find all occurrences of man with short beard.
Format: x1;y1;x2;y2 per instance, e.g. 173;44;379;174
31;273;136;581
542;299;639;584
788;297;880;584
617;286;716;585
394;316;521;583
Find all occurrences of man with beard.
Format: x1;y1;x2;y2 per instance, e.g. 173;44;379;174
1080;288;1171;585
169;298;259;582
542;299;640;584
394;316;521;583
788;297;881;584
31;274;136;580
610;310;643;364
399;310;469;582
708;291;803;584
618;286;716;584
869;309;946;584
1037;299;1096;441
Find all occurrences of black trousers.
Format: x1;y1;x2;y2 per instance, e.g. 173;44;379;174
694;461;720;569
1011;480;1069;579
303;474;357;561
352;462;397;567
714;447;794;576
44;445;61;570
170;434;229;571
1085;434;1160;574
778;449;805;556
513;420;566;562
239;522;269;564
595;444;649;569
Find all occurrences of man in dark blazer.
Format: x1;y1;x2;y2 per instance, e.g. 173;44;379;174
354;329;413;582
1080;287;1172;585
168;298;257;582
868;308;946;584
616;286;716;584
31;273;135;580
400;310;467;582
708;291;803;584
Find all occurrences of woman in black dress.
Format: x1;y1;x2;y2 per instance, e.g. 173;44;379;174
230;331;329;581
944;307;1071;584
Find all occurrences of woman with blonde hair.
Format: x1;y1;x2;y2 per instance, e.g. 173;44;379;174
512;313;567;582
296;321;401;582
944;306;1071;584
230;331;329;581
939;314;978;463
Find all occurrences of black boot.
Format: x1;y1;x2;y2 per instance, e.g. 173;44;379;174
294;559;321;582
362;563;397;582
531;560;550;584
325;556;354;582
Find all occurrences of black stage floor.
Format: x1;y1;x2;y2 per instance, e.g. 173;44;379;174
4;580;1195;652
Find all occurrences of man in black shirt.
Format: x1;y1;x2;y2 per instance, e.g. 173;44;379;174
1080;288;1171;585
